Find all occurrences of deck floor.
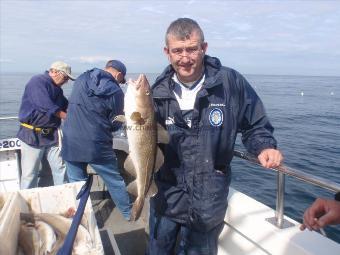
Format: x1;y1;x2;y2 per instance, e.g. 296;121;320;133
91;175;149;255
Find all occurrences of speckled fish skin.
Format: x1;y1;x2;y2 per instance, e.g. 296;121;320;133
124;74;157;221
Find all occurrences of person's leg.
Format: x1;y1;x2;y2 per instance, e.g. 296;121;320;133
90;159;131;220
147;199;180;255
20;141;44;189
65;161;88;182
46;145;67;185
177;222;224;255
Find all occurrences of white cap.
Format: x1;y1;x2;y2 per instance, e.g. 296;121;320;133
50;61;75;80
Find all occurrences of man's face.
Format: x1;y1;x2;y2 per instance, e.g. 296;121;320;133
164;31;207;83
50;70;69;86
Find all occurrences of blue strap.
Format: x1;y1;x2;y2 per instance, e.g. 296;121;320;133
57;175;93;255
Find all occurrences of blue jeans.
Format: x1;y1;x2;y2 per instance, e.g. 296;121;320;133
65;159;131;220
20;141;67;189
147;199;224;255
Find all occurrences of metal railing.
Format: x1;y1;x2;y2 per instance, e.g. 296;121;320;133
234;150;340;229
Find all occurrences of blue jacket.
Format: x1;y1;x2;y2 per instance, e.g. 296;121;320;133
17;71;68;147
152;55;277;232
61;68;124;163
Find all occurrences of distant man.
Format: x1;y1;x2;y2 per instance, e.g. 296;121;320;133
18;61;75;189
61;60;131;221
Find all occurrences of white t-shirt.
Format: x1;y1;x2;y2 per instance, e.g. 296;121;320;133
172;73;205;127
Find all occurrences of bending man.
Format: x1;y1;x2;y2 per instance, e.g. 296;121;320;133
61;60;131;221
18;61;74;189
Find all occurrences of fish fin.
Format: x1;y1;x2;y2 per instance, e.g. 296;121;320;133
124;155;136;177
154;146;164;172
130;197;145;221
146;180;158;197
131;112;145;125
157;123;169;144
130;111;141;121
113;115;126;123
127;180;138;197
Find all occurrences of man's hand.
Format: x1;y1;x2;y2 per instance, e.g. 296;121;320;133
257;148;283;168
300;198;340;231
55;110;67;120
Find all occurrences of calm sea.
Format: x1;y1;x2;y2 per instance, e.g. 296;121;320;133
0;72;339;242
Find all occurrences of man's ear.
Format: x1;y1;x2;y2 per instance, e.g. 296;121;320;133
164;47;170;60
116;72;124;83
202;42;208;54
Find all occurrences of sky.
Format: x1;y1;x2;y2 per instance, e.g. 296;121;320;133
0;0;340;76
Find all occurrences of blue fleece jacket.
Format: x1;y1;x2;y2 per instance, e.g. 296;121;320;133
17;71;68;147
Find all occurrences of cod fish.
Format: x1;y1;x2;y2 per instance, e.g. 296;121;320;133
115;74;168;221
21;213;93;254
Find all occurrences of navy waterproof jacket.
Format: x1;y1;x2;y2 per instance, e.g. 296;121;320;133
152;55;277;232
17;71;68;147
61;68;124;163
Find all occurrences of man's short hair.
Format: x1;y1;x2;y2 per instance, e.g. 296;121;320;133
165;18;205;46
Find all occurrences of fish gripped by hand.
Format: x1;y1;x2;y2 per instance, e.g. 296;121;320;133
114;74;168;221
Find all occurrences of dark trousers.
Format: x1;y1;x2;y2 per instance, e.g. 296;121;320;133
147;200;224;255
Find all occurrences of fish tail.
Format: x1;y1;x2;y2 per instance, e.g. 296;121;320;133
130;197;145;221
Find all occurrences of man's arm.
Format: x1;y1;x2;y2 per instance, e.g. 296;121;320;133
236;73;283;167
109;88;124;131
27;77;62;118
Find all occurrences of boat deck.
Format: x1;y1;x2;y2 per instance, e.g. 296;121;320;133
90;175;149;255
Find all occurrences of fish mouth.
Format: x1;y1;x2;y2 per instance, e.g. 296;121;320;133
128;74;151;96
129;74;150;94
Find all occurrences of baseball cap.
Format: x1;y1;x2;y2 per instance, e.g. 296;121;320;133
105;60;127;83
50;61;75;80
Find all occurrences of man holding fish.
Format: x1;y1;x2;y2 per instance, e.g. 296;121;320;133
145;18;284;254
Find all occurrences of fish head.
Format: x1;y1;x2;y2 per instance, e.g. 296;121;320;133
132;74;151;98
126;74;153;119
